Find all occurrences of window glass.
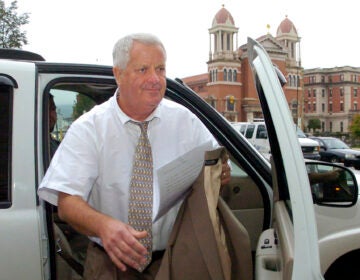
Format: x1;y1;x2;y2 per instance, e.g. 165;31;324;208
256;124;267;138
245;124;255;138
0;85;12;208
239;125;246;135
49;86;110;141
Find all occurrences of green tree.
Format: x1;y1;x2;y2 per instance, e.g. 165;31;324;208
349;114;360;138
0;0;29;48
307;118;321;132
72;94;96;120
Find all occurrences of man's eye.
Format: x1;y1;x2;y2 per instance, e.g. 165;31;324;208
156;67;166;74
138;68;146;73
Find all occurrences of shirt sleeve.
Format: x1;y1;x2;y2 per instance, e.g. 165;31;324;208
38;118;99;206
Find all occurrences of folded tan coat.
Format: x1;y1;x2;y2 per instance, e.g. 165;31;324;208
156;147;253;280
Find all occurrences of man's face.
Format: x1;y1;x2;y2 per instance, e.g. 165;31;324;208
114;41;166;121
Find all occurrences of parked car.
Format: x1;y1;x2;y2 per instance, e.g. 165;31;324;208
1;38;359;279
310;136;360;169
231;121;321;160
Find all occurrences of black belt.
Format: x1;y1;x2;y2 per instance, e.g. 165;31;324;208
93;242;165;262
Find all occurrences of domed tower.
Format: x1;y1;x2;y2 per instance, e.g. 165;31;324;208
207;5;242;122
276;15;301;67
208;5;239;62
276;16;303;126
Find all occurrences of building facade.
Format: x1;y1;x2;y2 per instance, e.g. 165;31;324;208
303;67;360;133
182;6;303;125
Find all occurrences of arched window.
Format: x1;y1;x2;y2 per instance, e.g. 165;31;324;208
228;69;232;82
289;75;293;87
233;70;237;82
223;69;227;81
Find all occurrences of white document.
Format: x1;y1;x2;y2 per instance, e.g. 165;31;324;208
154;141;214;221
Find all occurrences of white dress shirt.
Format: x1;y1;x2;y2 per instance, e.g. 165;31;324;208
38;92;218;250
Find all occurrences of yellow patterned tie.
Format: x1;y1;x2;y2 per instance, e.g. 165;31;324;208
128;121;153;271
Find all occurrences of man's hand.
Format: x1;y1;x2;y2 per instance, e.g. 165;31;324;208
221;154;231;186
57;192;149;271
99;219;149;271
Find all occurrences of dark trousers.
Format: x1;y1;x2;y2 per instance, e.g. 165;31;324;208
83;242;164;280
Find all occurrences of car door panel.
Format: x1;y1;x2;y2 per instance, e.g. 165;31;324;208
0;62;45;280
247;37;323;279
221;159;264;250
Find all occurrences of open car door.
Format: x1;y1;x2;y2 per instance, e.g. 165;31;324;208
247;37;323;279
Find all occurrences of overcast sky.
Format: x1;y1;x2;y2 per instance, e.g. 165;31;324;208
6;0;360;79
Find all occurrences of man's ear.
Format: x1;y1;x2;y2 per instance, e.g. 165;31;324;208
113;67;122;85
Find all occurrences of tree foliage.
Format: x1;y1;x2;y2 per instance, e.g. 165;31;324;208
307;118;321;132
349;114;360;138
72;94;96;120
0;0;29;48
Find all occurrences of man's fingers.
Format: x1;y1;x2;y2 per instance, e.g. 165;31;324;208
127;228;148;255
106;240;147;271
107;250;127;272
100;220;151;271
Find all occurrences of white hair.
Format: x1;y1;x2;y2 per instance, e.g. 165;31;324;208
112;33;167;69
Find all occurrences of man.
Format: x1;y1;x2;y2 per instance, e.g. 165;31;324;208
38;33;231;279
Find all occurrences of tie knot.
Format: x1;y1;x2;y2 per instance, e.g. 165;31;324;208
129;121;149;134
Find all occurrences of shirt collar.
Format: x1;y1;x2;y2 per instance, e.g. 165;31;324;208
112;89;162;125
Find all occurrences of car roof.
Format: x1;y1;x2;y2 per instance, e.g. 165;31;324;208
0;48;45;62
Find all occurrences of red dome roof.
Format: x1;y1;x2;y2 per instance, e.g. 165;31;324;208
213;5;235;26
277;16;298;35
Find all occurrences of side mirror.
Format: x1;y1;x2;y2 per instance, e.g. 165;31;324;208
306;162;358;207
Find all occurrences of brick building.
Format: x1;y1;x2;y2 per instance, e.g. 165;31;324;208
303;67;360;133
182;5;303;125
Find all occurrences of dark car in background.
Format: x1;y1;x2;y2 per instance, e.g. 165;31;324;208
310;136;360;169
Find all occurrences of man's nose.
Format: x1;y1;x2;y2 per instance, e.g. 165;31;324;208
147;68;161;83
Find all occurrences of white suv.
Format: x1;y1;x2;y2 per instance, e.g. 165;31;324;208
231;122;320;160
0;39;358;279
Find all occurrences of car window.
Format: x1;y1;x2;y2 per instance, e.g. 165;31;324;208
323;138;349;149
245;124;255;138
239;124;246;135
50;89;97;142
296;126;307;138
0;84;12;208
256;124;267;139
45;81;116;145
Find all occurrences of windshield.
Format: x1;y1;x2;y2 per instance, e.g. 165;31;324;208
323;138;349;149
296;126;307;138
